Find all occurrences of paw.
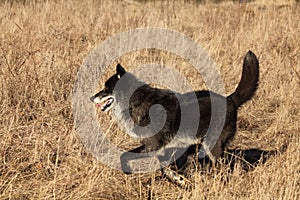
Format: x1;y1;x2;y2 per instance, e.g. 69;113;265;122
121;163;133;174
162;167;191;188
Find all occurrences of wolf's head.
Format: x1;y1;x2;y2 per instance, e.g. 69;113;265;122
90;64;126;112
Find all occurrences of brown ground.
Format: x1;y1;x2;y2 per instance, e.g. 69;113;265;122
0;0;299;199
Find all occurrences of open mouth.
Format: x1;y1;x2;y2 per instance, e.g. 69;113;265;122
94;95;115;112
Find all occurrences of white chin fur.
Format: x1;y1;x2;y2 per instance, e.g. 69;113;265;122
93;96;103;104
93;95;116;112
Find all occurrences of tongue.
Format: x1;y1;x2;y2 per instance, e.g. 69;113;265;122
96;103;102;107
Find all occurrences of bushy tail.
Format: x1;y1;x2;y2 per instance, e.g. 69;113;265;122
228;51;259;107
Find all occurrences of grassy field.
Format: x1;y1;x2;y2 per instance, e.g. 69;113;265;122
0;0;299;199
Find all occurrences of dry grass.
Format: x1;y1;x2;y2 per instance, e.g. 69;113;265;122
0;0;299;199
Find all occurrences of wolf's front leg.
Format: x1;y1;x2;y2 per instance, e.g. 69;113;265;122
120;145;147;174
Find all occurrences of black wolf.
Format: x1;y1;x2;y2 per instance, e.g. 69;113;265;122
90;51;259;174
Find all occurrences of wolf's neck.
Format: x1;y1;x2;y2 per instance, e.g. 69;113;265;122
115;73;150;102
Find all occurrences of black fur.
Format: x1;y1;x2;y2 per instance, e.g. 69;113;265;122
91;51;259;174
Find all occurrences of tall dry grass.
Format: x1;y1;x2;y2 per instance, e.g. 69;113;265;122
0;0;299;199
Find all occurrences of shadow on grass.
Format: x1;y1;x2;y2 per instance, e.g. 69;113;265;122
169;144;287;176
223;147;284;172
191;144;288;172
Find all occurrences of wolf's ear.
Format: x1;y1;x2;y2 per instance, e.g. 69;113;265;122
116;64;126;78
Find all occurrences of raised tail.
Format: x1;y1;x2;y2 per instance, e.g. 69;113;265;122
228;51;259;108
